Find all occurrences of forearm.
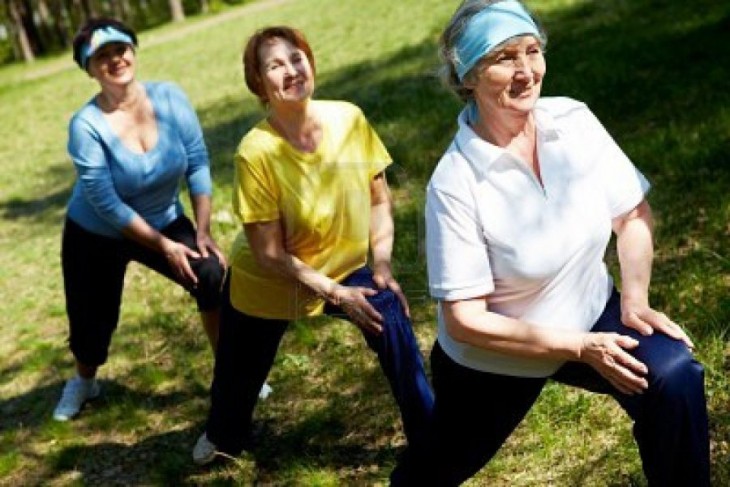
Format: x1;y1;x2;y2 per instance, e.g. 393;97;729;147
190;193;213;234
245;222;340;303
369;200;394;266
614;200;654;303
270;252;341;302
121;215;174;254
369;172;395;266
443;300;583;361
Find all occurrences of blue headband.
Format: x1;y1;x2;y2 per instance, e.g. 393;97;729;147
80;26;134;69
454;0;542;81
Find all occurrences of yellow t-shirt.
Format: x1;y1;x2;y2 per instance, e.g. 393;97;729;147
229;100;392;319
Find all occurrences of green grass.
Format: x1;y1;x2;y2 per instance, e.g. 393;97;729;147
0;0;728;484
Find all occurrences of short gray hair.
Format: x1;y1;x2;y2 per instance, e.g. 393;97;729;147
438;0;547;102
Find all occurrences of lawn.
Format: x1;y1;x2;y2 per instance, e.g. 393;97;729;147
0;0;728;485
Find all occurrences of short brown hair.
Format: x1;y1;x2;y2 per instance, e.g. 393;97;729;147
242;26;316;103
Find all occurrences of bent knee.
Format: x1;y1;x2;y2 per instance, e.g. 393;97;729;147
649;341;704;398
368;288;401;313
195;257;225;289
191;257;225;311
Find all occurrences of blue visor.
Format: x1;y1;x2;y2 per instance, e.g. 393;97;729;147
454;0;542;81
80;26;134;69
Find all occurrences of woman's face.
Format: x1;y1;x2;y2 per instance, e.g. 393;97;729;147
466;35;545;116
258;37;314;107
87;42;136;87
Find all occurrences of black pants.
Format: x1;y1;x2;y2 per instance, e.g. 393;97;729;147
62;216;225;366
420;290;710;486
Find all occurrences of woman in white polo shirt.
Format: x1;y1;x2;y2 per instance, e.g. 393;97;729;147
420;1;710;485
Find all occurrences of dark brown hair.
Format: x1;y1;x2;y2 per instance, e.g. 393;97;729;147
72;17;138;70
242;26;316;103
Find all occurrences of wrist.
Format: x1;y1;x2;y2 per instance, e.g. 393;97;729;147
620;292;648;308
372;258;392;271
322;281;343;306
160;237;177;256
563;332;586;362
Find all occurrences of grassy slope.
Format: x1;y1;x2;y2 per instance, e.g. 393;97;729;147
0;0;727;484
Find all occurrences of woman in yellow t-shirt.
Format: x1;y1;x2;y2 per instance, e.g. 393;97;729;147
192;26;433;481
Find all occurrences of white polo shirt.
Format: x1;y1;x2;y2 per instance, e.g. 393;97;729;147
426;97;650;377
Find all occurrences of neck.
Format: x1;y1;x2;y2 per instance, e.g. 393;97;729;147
473;108;534;148
268;100;322;152
98;81;142;112
472;105;541;182
268;99;311;130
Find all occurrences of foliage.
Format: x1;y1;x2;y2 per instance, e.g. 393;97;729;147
0;0;253;65
0;0;728;485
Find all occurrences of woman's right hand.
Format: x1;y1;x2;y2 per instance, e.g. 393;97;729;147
162;239;201;287
578;332;648;395
331;285;384;336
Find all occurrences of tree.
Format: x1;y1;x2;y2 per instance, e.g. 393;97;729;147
5;0;35;62
168;0;184;22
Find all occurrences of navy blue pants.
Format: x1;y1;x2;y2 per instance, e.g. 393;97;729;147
420;290;709;486
205;266;434;460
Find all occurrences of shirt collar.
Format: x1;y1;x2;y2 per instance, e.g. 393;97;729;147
453;100;560;177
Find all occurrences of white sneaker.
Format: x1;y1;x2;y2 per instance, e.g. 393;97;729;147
192;432;218;465
259;382;273;400
53;376;100;421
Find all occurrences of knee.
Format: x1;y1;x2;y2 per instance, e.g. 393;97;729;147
192;257;225;310
195;256;225;292
369;288;407;322
648;341;704;400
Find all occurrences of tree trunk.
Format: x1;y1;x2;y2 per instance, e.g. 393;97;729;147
48;0;72;48
6;0;34;62
110;0;131;23
20;0;45;54
77;0;96;20
199;0;208;14
168;0;184;22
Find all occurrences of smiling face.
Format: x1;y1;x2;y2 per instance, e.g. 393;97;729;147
465;35;546;117
258;37;314;108
87;42;136;87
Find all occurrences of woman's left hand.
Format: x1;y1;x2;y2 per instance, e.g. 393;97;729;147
372;261;410;318
620;298;694;350
196;231;227;268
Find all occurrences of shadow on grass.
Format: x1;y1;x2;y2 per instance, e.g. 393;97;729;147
2;368;402;485
0;162;73;224
50;427;200;485
0;379;211;485
0;380;195;436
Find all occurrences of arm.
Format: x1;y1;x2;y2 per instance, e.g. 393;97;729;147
190;193;226;267
169;83;226;268
121;215;201;286
245;220;383;335
442;298;649;395
613;199;693;347
369;172;410;316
